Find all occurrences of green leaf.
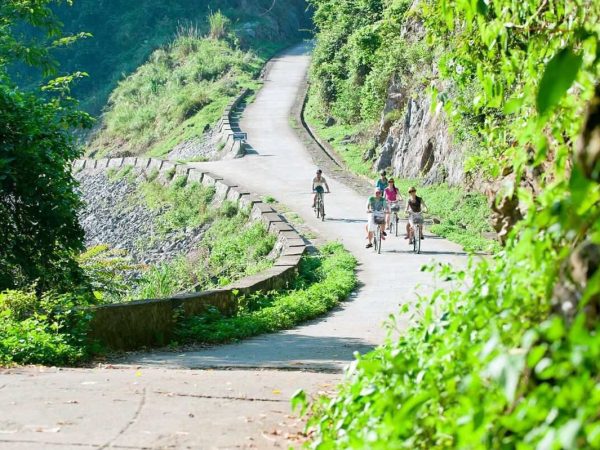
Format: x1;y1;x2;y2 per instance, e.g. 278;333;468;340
536;47;583;115
291;389;308;415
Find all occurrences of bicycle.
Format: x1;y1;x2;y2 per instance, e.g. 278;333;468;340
314;191;326;221
372;210;386;254
388;201;401;237
408;212;424;254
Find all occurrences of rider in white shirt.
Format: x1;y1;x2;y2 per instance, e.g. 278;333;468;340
312;169;330;208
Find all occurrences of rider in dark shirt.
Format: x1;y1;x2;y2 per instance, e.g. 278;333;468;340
405;187;428;242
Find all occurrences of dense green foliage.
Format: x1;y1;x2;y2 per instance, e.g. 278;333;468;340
306;0;600;448
0;289;94;365
15;0;310;115
176;242;357;343
1;0;92;292
308;0;421;124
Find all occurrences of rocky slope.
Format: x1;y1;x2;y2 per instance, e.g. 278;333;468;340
372;18;465;186
75;168;207;266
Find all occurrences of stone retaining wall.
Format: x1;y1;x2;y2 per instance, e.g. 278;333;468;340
215;88;250;160
74;157;306;350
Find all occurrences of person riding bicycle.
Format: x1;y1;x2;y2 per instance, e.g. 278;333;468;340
375;170;388;193
366;188;389;249
312;169;330;208
384;178;402;230
405;186;428;243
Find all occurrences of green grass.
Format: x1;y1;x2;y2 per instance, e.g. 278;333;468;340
139;178;215;234
130;185;276;298
88;36;263;157
175;242;357;344
304;94;377;179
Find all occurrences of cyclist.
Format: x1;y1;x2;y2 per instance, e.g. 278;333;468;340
312;169;330;208
405;186;428;243
375;170;388;193
384;178;402;230
366;188;389;248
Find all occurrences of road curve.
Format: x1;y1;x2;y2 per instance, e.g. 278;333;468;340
123;42;468;372
0;43;471;450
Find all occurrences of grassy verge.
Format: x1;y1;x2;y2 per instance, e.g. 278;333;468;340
304;94;376;179
131;178;276;299
175;242;356;344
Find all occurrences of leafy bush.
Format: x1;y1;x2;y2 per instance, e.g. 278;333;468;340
78;245;138;302
306;0;600;448
0;289;94;365
0;1;93;293
176;242;357;343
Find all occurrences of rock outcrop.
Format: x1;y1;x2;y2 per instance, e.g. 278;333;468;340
373;17;465;186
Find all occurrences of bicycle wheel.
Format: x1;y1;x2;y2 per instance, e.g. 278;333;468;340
315;195;321;219
412;226;417;253
377;228;382;254
415;226;421;254
319;196;325;221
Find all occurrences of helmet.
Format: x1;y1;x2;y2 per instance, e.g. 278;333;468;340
374;188;382;195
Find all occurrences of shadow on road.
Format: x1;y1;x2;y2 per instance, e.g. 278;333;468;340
324;217;368;224
127;334;375;372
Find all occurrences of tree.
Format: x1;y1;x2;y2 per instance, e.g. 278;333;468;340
0;0;91;291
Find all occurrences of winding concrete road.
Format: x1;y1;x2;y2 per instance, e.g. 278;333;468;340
123;42;468;371
0;43;468;449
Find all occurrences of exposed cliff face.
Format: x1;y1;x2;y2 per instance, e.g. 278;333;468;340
373;17;466;186
375;89;465;185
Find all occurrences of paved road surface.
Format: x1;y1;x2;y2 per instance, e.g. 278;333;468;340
0;43;468;449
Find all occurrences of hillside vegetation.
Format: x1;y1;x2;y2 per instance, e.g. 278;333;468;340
16;0;310;115
304;0;600;448
87;27;264;157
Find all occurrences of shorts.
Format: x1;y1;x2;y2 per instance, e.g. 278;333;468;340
314;186;325;194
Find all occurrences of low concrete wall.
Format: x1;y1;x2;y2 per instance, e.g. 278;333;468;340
75;157;306;350
215;89;250;159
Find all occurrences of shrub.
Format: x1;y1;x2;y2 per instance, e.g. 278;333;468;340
0;289;94;365
175;242;357;343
